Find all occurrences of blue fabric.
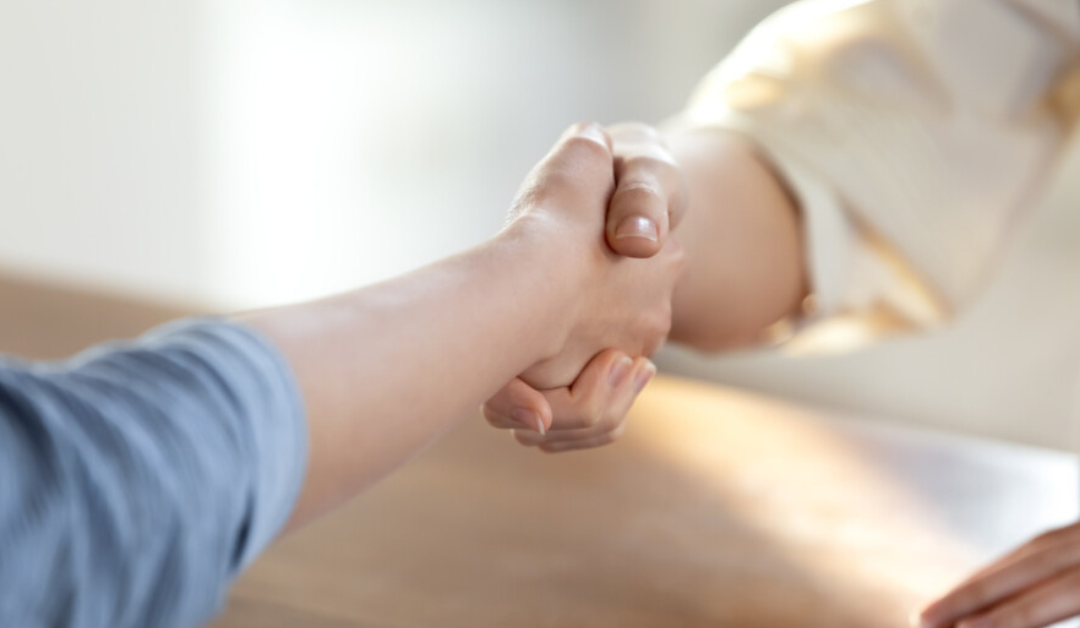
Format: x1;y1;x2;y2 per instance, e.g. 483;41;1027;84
0;319;308;628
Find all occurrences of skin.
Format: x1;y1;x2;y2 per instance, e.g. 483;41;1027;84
487;123;1080;627
241;123;685;530
483;126;808;451
915;522;1080;628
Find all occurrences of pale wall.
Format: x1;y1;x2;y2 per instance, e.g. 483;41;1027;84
2;0;1079;448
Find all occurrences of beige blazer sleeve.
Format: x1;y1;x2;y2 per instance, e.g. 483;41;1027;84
670;0;1080;352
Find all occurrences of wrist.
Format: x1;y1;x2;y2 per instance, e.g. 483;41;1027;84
493;215;594;362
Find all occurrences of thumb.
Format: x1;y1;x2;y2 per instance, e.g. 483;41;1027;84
605;171;668;258
604;122;688;258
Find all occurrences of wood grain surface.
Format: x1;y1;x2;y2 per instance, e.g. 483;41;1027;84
213;378;1077;628
0;272;188;359
2;273;1076;628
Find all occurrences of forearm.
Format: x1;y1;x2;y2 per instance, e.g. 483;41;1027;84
665;128;809;352
244;226;576;529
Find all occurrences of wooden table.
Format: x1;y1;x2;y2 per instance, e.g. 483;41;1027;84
210;378;1078;628
2;273;1076;628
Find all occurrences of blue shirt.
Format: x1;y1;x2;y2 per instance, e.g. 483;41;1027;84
0;320;308;628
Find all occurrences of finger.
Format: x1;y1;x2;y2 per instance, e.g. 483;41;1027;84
955;566;1080;628
482;378;553;434
1002;526;1080;573
547;349;637;431
918;539;1080;628
545;121;615;188
508;349;628;448
964;526;1080;584
516;357;656;449
560;121;614;153
537;358;655;446
605;122;688;258
508;122;614;224
539;423;628;453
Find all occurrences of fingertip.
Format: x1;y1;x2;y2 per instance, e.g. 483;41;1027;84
632;359;658;395
608;354;635;389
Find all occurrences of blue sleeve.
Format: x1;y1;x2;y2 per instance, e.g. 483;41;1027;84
0;319;308;628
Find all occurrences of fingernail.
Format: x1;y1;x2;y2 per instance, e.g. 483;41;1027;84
633;361;657;394
609;356;634;388
614;216;659;243
511;408;543;434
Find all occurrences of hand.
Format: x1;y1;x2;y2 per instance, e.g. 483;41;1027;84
603;122;689;258
500;122;685;393
484;350;656;453
484;122;688;446
915;521;1080;628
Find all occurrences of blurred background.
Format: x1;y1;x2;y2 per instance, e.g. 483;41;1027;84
2;0;1079;449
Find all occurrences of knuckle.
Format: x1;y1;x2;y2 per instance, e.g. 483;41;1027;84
563;396;603;429
585;408;605;429
562;133;612;163
579;399;605;428
604;413;629;435
535;169;576;197
596;410;623;433
573;120;604;134
613;181;664;212
963;590;987;612
958;581;993;611
997;604;1032;628
621;152;664;170
622;150;678;176
566;121;590;135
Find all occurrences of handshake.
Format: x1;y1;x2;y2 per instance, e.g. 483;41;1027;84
482;122;689;453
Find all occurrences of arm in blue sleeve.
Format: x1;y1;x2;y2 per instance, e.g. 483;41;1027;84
0;319;308;628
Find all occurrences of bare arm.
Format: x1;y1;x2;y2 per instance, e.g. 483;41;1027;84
247;234;567;530
482;125;807;453
242;124;684;530
665;127;808;352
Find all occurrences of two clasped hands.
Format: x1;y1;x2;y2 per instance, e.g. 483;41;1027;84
258;121;1080;628
481;121;688;454
476;124;1080;628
